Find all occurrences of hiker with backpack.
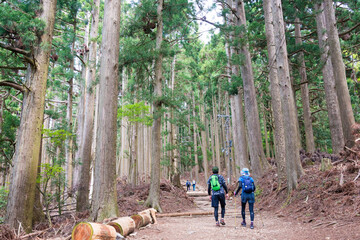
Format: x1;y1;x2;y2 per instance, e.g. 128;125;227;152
186;180;191;191
207;166;229;227
234;168;256;229
192;179;196;191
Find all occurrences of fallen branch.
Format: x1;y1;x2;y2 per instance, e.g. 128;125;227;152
344;146;358;156
312;221;337;229
157;210;237;218
20;230;46;239
353;169;360;182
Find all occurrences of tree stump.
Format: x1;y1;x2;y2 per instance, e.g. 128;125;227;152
71;222;116;240
107;217;135;237
320;158;332;171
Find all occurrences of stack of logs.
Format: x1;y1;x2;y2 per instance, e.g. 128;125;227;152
71;208;157;240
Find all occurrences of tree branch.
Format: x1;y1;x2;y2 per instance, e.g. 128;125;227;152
339;22;360;37
0;42;29;55
0;81;25;92
0;66;27;70
75;54;86;66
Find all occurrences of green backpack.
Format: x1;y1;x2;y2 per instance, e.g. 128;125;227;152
210;175;221;191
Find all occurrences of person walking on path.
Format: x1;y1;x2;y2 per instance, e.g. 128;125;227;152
234;168;256;229
192;179;196;191
186;180;191;191
207;166;229;227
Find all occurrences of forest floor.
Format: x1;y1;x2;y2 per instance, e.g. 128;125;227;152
1;125;360;239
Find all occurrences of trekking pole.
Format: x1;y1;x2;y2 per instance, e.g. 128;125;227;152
257;207;264;227
234;197;237;229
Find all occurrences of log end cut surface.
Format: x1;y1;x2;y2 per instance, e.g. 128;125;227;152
72;222;116;240
72;222;93;240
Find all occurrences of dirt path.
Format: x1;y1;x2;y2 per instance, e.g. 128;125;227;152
129;189;360;240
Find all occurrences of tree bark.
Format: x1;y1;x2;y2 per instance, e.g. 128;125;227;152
236;0;267;179
314;2;344;154
200;91;209;181
324;0;355;147
76;0;100;211
119;68;129;178
65;22;75;206
91;0;121;221
145;0;164;212
295;17;315;153
192;95;199;183
210;116;216;166
5;0;57;232
212;96;221;171
271;0;303;190
263;0;286;180
72;11;89;199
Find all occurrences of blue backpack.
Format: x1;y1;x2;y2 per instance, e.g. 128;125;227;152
241;176;254;193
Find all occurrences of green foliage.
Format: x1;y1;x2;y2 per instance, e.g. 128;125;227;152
37;163;65;224
0;186;9;223
0;1;45;49
42;128;72;147
37;163;64;185
118;101;153;126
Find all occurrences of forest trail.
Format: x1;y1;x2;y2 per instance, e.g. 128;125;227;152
130;186;360;240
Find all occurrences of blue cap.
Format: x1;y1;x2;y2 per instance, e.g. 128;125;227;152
241;168;250;176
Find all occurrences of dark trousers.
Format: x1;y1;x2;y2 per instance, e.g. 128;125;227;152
241;202;254;221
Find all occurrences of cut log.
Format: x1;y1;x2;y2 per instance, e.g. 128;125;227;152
157;210;238;218
107;217;135;237
138;211;152;227
130;214;143;229
139;208;158;224
157;211;213;218
186;191;208;197
71;222;116;240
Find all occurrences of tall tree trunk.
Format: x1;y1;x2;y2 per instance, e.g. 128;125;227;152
210;116;216;166
288;63;302;150
295;17;315;153
227;2;249;174
138;123;144;182
212;96;221;171
145;0;164;212
236;0;267;179
315;3;344;154
32;133;45;224
324;0;355;147
65;22;75;204
236;88;249;170
271;0;303;190
119;68;129;178
263;0;286;181
5;0;57;232
200;91;209;181
192;95;199;184
91;0;121;221
170;55;180;187
77;0;100;211
72;11;90;197
262;102;270;159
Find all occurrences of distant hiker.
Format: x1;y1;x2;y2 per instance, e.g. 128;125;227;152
207;166;229;227
234;168;256;229
192;179;196;191
186;180;191;191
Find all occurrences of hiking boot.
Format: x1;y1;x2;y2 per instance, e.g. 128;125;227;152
250;222;254;229
216;221;220;227
241;220;246;227
220;218;225;225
